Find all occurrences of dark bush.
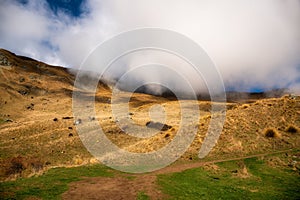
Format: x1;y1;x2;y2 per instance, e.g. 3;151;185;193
6;156;26;175
264;128;280;138
286;125;298;134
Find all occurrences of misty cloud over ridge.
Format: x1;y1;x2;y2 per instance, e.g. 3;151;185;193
0;0;300;94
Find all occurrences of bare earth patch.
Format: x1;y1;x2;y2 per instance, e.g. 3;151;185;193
62;175;166;200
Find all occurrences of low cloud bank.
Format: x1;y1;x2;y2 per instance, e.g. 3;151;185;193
1;0;300;94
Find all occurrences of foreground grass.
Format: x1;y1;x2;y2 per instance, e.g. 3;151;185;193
158;157;300;200
1;154;299;200
0;164;113;200
136;191;150;200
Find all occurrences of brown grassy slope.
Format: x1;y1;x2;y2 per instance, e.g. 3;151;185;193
0;49;299;180
0;49;92;180
0;49;170;179
189;96;300;160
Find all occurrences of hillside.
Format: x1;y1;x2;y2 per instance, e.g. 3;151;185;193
0;49;299;181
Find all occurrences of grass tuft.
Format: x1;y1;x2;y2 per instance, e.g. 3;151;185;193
286;125;299;134
6;156;26;175
264;128;281;138
3;156;44;178
136;191;150;200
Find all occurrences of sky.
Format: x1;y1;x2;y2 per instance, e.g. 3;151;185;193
0;0;300;94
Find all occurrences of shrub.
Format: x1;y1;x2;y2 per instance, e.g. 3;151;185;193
28;158;44;173
264;128;280;138
5;156;44;176
6;156;26;175
286;125;299;134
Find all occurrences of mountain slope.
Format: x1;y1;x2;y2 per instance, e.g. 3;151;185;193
0;49;299;180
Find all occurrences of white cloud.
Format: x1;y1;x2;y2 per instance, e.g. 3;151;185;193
0;0;299;93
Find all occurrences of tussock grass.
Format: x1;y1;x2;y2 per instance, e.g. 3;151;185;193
264;128;281;138
3;156;44;179
286;124;299;134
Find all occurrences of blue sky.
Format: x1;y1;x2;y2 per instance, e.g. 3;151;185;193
18;0;86;17
45;0;85;17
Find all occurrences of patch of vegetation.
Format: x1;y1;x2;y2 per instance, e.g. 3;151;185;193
286;125;299;134
264;128;281;138
158;157;300;200
0;118;11;124
136;191;150;200
0;164;113;200
123;175;136;181
3;156;44;177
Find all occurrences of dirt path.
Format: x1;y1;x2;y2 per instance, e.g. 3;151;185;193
62;149;296;200
62;175;166;200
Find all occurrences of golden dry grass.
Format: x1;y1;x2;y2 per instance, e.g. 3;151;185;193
1;49;300;180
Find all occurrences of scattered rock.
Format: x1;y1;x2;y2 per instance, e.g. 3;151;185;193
45;161;51;165
53;118;58;122
19;77;25;82
74;119;82;125
18;90;28;96
26;103;34;110
0;55;11;66
146;121;172;131
68;133;74;137
62;116;73;120
29;75;36;80
89;116;96;121
289;94;299;100
68;127;73;130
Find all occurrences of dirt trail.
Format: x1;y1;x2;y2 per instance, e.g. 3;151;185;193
62;175;165;200
62;149;296;200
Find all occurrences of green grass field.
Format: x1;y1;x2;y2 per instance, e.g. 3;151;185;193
158;157;300;200
1;154;299;200
137;191;150;200
0;165;113;200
